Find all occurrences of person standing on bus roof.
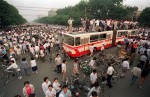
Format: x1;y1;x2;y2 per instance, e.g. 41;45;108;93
89;44;94;57
68;17;74;32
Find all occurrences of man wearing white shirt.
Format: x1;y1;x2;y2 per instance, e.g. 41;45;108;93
53;78;61;97
7;60;22;79
107;63;114;88
62;60;67;82
90;69;97;87
121;58;130;78
45;85;56;97
89;57;97;69
42;77;51;95
34;45;40;55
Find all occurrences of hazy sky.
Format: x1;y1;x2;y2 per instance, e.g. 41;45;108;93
5;0;150;21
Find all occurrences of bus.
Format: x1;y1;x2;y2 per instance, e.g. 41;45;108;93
63;29;138;58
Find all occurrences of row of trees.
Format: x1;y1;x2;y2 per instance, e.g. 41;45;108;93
0;0;27;27
35;0;138;26
35;0;150;27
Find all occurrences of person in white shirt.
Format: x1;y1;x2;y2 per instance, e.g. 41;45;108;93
30;57;38;73
15;46;22;60
107;63;114;88
121;58;130;78
89;57;97;69
7;60;22;79
45;85;56;97
34;45;40;55
40;49;45;62
55;54;62;73
89;44;94;57
62;60;67;82
73;59;79;75
88;82;100;97
90;69;97;87
53;78;61;97
130;64;141;85
29;45;35;56
42;77;51;95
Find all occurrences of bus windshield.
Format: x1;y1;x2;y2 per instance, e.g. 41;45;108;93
63;35;74;46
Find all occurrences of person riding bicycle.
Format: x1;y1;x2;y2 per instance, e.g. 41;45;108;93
7;60;22;79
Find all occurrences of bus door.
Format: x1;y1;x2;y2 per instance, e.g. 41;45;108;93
80;36;90;55
112;30;117;46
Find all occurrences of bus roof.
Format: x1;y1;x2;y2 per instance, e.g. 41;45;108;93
64;29;138;37
64;31;113;37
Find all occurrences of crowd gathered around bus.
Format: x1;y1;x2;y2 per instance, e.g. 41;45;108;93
0;21;150;97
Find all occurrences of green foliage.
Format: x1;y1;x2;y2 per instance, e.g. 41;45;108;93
0;0;27;26
138;7;150;27
35;0;135;26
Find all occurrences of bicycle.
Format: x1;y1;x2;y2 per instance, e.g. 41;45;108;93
51;66;58;74
3;69;15;86
68;74;90;96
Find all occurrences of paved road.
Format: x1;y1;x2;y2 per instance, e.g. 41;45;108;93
1;47;150;97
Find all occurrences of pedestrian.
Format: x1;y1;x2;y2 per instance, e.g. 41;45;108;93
7;60;22;79
87;82;100;97
89;44;94;57
68;17;74;32
23;81;35;97
130;64;141;85
106;63;114;88
140;51;147;69
53;78;61;97
42;77;51;95
139;64;150;89
89;57;97;69
55;54;62;73
90;69;98;87
62;60;67;83
15;46;22;60
30;57;38;73
59;85;72;97
45;85;56;97
21;58;30;76
121;58;130;78
73;59;79;75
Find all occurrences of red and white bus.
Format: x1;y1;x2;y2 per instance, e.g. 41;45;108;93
63;29;138;58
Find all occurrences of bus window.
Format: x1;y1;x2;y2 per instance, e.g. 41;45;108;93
99;34;106;40
81;37;89;45
131;31;136;35
75;37;80;46
90;35;98;42
123;31;128;35
63;35;74;46
107;34;111;39
117;32;123;37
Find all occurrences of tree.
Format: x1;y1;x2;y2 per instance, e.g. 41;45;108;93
0;0;27;26
138;7;150;27
35;0;135;26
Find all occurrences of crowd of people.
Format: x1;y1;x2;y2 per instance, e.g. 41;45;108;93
0;23;150;97
68;17;138;32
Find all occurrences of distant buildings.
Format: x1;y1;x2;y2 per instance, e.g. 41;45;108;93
48;9;57;17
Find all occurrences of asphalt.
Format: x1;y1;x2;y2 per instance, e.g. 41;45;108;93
0;46;150;97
